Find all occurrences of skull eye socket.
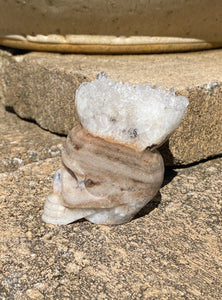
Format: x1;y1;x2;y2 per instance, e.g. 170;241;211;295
84;179;95;188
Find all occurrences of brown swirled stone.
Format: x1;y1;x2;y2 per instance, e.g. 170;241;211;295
42;125;164;225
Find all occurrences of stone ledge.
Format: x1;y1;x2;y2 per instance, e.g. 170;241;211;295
0;104;65;173
1;50;222;165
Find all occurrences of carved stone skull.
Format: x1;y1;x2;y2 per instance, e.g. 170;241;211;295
42;125;164;225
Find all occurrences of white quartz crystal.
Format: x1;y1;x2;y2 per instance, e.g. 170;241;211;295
76;72;189;150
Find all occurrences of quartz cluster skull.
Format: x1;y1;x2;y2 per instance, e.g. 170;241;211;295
42;73;188;225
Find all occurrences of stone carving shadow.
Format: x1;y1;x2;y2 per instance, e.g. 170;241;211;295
134;192;162;220
162;168;177;187
159;140;174;166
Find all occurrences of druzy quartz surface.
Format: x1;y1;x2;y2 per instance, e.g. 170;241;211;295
42;73;188;225
76;72;188;151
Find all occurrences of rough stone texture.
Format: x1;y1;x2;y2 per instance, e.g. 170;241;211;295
1;50;222;165
0;103;65;173
1;155;221;299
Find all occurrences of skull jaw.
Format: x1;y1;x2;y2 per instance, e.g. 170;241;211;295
42;192;152;225
42;167;161;225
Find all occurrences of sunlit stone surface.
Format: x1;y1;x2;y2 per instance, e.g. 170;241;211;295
42;74;188;225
